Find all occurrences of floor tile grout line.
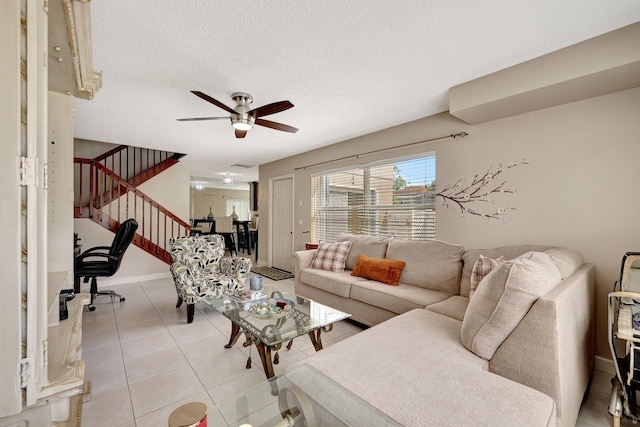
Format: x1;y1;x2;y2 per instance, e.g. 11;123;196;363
123;278;199;422
112;281;147;425
138;276;222;415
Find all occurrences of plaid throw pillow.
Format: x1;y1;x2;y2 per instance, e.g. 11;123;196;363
310;241;353;272
470;255;507;298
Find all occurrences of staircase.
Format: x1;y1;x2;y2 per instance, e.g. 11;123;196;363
74;145;190;264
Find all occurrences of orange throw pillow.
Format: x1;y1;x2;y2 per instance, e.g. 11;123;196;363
351;254;406;286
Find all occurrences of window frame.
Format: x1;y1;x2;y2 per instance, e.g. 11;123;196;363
310;152;436;243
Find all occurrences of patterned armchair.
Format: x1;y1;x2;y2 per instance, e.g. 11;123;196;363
169;235;252;323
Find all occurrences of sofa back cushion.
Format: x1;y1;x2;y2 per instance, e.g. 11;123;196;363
385;238;464;294
461;251;562;360
461;245;552;297
337;233;390;271
544;247;585;279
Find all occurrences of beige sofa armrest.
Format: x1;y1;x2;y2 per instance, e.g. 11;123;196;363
489;263;595;427
293;249;317;283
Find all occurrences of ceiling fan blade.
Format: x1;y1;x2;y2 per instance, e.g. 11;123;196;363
235;129;247;139
176;117;230;122
248;100;294;118
191;91;238;114
255;118;299;133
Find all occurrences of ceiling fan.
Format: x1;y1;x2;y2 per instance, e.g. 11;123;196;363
177;91;299;139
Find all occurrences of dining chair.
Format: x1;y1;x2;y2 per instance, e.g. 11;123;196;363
216;216;237;256
249;213;259;258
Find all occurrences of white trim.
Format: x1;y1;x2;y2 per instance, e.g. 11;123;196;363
93;272;172;288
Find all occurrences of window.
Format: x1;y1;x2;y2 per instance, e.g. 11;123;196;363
226;198;250;220
311;154;436;242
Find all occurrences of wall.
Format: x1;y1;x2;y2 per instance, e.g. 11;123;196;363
74;137;119;158
259;86;640;359
73;154;191;285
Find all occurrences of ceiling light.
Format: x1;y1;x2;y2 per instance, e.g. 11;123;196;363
223;174;233;184
193;183;204;191
231;115;255;131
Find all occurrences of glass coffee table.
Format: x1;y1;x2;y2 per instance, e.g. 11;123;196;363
207;363;401;426
204;288;351;382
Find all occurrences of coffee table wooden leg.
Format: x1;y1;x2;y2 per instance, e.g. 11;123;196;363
308;324;333;351
309;324;333;351
254;341;276;379
224;322;242;349
254;341;282;395
308;329;324;351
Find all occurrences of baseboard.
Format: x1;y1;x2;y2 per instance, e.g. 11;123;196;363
100;272;172;287
594;355;615;374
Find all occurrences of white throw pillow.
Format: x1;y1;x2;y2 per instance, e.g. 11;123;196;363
461;251;562;360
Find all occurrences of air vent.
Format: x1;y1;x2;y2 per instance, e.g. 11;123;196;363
231;163;255;169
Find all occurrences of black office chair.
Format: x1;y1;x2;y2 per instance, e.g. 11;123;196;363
75;218;138;311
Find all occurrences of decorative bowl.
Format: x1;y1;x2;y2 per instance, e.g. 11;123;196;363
245;298;295;320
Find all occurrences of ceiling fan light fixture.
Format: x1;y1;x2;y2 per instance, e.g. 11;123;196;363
231;115;255;131
181;91;296;137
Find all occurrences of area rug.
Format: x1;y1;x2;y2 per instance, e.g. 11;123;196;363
250;266;294;281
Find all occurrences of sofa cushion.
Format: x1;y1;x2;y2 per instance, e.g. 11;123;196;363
461;251;562;360
350;281;451;315
470;255;507;298
338;233;390;271
461;245;553;297
385;238;464;294
310;241;353;272
351;253;406;286
545;247;584;279
425;295;469;321
299;267;367;298
301;309;557;427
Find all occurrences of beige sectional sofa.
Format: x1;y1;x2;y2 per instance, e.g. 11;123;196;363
293;233;595;427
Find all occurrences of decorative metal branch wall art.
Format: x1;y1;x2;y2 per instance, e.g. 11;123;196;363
435;160;530;221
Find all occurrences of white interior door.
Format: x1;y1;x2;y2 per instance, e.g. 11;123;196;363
271;177;293;272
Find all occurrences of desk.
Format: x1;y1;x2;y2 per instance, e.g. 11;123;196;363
192;219;252;255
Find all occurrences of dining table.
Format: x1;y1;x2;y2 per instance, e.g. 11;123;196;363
191;218;252;255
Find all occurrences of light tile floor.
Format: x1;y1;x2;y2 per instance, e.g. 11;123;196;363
81;274;626;427
81;275;362;426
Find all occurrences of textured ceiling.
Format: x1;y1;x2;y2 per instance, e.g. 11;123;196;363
73;1;640;185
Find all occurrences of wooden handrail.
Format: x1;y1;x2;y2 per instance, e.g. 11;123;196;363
74;157;190;262
93;144;128;162
91;146;181;187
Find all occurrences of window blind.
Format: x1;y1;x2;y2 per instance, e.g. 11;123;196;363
226;198;250;220
311;154;436;242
